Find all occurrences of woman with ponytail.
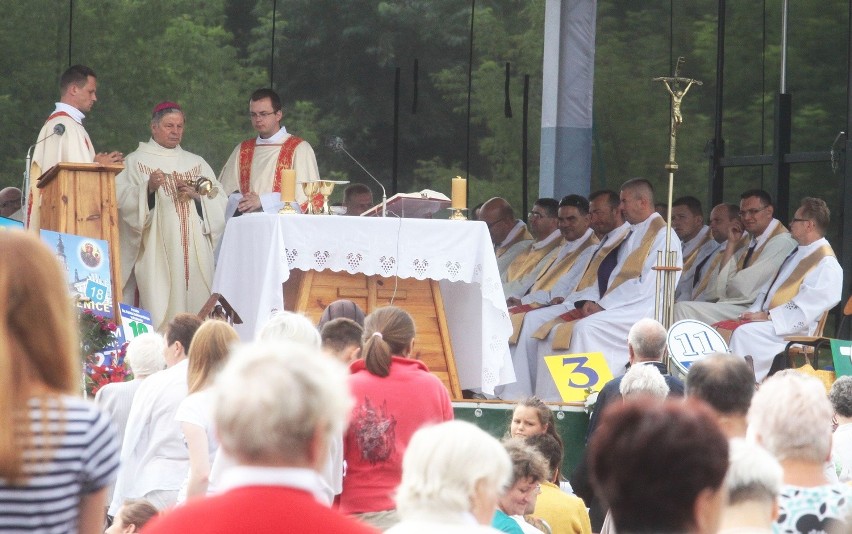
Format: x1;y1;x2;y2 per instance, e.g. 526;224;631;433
339;306;453;529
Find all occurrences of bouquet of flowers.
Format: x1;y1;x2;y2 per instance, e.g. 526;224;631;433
78;310;128;396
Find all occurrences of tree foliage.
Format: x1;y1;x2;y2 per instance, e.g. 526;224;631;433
0;0;846;229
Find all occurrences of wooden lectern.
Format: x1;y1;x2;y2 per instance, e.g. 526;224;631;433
37;162;124;318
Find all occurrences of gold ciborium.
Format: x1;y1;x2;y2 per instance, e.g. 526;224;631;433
192;177;218;199
300;180;349;215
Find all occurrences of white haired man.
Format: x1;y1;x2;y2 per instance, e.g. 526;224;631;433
145;342;378;534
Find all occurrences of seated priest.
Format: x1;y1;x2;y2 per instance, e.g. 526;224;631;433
502;198;562;300
478;197;533;277
671;195;715;302
728;197;842;382
501;180;680;401
674;189;796;323
687;203;742;302
497;190;630;399
509;194;599;308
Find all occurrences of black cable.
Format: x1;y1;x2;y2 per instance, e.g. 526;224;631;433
270;0;277;87
68;0;74;66
465;0;476;184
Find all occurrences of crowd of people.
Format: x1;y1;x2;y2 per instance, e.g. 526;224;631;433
2;222;852;534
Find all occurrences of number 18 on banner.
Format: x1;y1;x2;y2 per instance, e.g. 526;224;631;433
544;352;614;403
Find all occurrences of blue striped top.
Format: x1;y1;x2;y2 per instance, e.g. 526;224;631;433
0;395;119;533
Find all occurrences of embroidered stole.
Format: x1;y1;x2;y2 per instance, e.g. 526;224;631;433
767;244;834;310
507;234;600;345
682;231;713;274
237;136;304;194
536;217;666;350
506;238;563;283
691;236;748;300
529;234;599;294
736;223;789;270
496;226;533;258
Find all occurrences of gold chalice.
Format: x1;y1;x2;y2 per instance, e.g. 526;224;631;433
301;181;322;214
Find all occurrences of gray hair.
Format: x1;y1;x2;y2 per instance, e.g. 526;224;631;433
829;376;852;418
124;332;166;378
395;421;511;519
620;363;670;399
725;438;782;507
258;311;321;347
151;107;183;126
747;370;833;463
213;341;352;464
627;318;667;361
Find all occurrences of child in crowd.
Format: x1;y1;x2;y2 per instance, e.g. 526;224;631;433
321;317;364;364
106;499;159;533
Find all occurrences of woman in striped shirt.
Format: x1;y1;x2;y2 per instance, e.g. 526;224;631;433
0;231;119;533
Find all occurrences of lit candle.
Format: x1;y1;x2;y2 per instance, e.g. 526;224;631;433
451;176;467;209
280;169;296;203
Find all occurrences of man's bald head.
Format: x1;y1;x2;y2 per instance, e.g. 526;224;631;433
0;187;22;218
479;197;518;245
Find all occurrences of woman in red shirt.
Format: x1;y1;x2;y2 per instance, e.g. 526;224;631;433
340;306;453;529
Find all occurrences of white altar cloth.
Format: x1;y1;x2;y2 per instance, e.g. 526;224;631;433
212;213;514;394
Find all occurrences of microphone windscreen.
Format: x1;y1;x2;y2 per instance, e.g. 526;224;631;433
326;136;344;152
53;124;66;135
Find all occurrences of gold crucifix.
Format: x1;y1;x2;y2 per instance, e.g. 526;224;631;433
653;57;703;167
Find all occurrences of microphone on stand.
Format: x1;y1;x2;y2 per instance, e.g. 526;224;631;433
22;124;66;228
327;136;387;217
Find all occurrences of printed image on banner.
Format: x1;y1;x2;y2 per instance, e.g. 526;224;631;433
544;352;613;403
0;217;24;229
40;229;113;318
116;303;154;347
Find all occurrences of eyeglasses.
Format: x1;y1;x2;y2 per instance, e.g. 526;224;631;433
0;200;21;209
738;206;768;218
485;217;509;230
249;111;277;119
528;211;551;219
790;218;811;224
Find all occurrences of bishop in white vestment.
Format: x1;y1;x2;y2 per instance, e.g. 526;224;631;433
116;102;226;331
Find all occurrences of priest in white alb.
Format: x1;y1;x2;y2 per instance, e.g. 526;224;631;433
674;189;797;323
729;197;842;381
502;197;562;300
28;64;123;228
116;102;227;331
670;195;714;302
478;197;533;277
218;88;318;217
545;179;681;392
